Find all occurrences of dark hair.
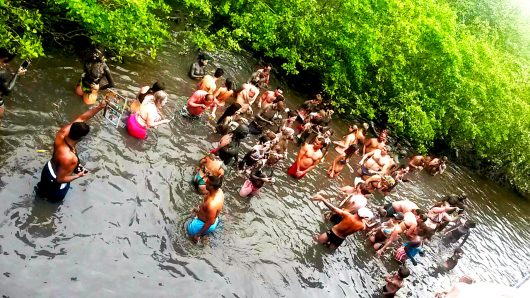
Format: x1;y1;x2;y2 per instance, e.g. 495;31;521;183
205;94;214;102
207;175;223;190
258;135;269;144
151;81;166;92
415;209;425;216
273;94;285;103
465;221;477;228
344;144;357;159
454;247;464;254
398;267;410;278
233;124;249;140
69;122;90;140
288;110;297;118
225;78;234;91
217;103;241;125
0;48;16;62
214;68;224;78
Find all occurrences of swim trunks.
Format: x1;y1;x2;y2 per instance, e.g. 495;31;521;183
287;161;308;179
126;114;147;139
36;161;70;203
383;203;396;217
326;229;345;247
187;217;220;236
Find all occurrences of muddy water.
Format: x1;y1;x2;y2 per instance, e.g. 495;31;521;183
1;45;529;297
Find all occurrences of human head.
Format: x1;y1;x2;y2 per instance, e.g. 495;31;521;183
454;247;464;256
233;124;249;140
206;175;223;191
442;156;448;162
264;64;272;71
398;267;410;279
151;81;166;92
323;128;334;138
313;136;324;149
69;122;90;141
274;101;285;111
349;124;358;133
274;87;283;96
357;207;373;220
198;53;209;66
205;94;214;104
154;90;168;106
214;68;224;78
90;47;104;62
248;87;257;98
225;78;234;91
315;94;322;101
378;132;387;142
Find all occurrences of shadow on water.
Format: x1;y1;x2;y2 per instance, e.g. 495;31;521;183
0;40;530;297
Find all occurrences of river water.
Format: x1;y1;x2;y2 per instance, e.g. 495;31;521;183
1;43;529;297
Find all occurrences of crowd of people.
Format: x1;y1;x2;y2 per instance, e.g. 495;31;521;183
1;48;474;297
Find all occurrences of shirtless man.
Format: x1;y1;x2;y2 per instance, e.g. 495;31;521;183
36;100;108;202
334;125;359;154
198;68;224;94
287;136;324;179
192;154;225;194
312;194;371;249
383;267;410;298
249;64;272;88
363;130;387;155
187;176;224;243
359;146;394;177
185;90;216;118
427;156;448;176
258;87;283;110
249;101;285;135
235;83;259;114
408;155;430;171
379;199;421;217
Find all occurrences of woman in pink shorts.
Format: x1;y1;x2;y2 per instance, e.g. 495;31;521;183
127;90;170;139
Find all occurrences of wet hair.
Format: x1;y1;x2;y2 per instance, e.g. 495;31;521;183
442;156;448;162
225;78;234;91
465;221;477;228
398;267;410;279
233;124;249;140
154;90;168;105
151;81;166;92
217;103;241;125
275;101;285;110
273;94;285;103
0;48;16;63
205;94;214;102
344;144;357;159
214;68;224;78
207;175;223;190
69;122;90;140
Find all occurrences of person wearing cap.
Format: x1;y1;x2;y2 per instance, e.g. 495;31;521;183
312;194;372;249
0;49;26;119
189;53;209;80
370;212;406;256
258;86;283;111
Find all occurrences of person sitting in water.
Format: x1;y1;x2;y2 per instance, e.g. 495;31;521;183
36;100;108;202
328;144;357;178
383;266;410;298
129;81;166;114
0;49;26;119
189;53;209;80
213;78;235;108
183;90;216;118
249;64;272;88
235;83;259;115
198;67;224;94
426;156;448;176
239;168;275;198
359;146;394;178
443;247;464;271
213;124;249;166
363;129;387;155
192;154;225;194
75;47;115;105
394;236;425;266
287;136;324;179
127;91;170;139
408;155;430;171
371;212;406;256
187;176;224;243
312;194;372;249
442;220;476;247
258;86;283;110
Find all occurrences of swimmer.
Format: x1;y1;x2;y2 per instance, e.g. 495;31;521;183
327;144;356;178
383;267;410;298
212;78;235;107
312;194;372;249
36;100;108;202
0;49;26;119
189;53;209;80
198;67;224;94
187;176;224;243
75;47;115;105
287;136;324;179
127;91;170;139
184;90;216;118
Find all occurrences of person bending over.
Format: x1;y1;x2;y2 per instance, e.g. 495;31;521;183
127;91;170;139
37;100;108;202
198;67;224;94
383;266;410;298
0;49;26;119
75;47;114;105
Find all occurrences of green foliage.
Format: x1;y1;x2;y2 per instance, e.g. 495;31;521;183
0;0;44;58
174;0;530;193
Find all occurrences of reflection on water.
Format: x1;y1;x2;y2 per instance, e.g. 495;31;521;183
1;46;530;297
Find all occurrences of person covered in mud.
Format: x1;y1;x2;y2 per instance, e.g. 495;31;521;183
383;266;410;298
258;86;283;111
126;90;171;139
187;176;224;243
248;100;285;135
129;81;166;114
189;53;209;80
0;48;27;119
249;64;272;88
192;154;225;194
288;136;324;179
312;194;372;249
213;124;249;167
36;99;108;202
198;67;224;94
443;248;464;271
75;47;115;105
327;144;356;178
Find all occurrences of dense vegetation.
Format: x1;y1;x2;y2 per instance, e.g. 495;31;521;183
1;0;529;195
